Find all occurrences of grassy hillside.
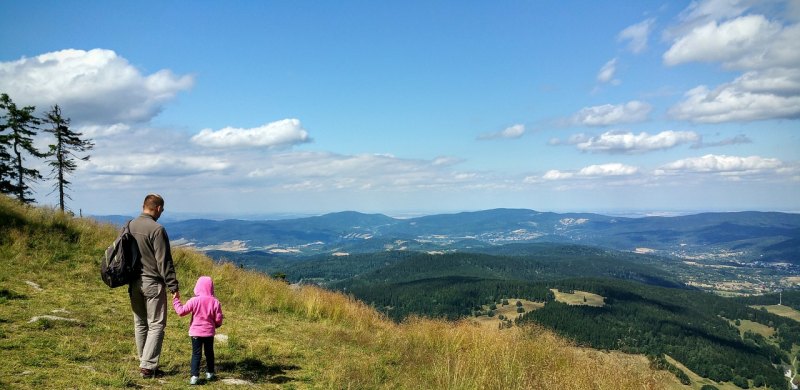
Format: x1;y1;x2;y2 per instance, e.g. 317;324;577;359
0;195;678;389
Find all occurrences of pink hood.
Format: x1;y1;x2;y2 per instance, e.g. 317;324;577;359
194;276;214;297
173;276;223;337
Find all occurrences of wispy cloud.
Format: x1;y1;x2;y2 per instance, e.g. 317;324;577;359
570;101;652;126
691;134;752;148
477;124;526;140
596;58;620;85
77;124;482;195
191;119;312;149
618;18;655;53
0;49;194;125
87;154;230;176
245;151;484;192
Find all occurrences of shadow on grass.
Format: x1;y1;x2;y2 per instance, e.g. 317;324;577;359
218;358;300;384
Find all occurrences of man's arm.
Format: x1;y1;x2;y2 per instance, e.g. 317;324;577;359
154;227;180;293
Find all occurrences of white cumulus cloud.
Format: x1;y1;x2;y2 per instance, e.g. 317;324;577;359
191;119;311;149
618;18;655;53
571;130;701;154
477;124;526;140
542;163;639;181
578;163;640;176
656;154;783;175
664;15;798;70
0;48;194;125
571;101;652;126
665;2;800;123
669;68;800;123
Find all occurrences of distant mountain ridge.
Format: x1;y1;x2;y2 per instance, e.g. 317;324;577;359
133;208;800;264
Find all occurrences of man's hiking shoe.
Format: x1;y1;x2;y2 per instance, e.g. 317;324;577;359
140;367;164;379
206;372;216;381
190;376;199;385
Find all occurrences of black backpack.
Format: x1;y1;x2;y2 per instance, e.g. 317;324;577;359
100;220;140;288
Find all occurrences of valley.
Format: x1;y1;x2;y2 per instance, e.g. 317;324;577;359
148;208;800;297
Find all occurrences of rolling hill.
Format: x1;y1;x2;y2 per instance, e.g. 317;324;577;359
146;208;800;264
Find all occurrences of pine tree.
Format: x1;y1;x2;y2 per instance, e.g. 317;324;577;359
0;93;45;203
0;117;13;195
43;105;93;212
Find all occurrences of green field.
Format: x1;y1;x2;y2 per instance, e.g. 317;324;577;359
550;289;605;307
472;299;544;328
732;319;776;339
754;305;800;323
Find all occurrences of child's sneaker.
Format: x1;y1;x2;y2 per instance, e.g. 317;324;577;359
189;376;199;385
206;372;216;380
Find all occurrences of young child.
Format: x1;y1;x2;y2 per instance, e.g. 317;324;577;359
173;276;224;385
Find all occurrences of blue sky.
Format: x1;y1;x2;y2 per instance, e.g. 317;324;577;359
1;1;798;217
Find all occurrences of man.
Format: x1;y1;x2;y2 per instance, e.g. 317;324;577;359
128;193;180;378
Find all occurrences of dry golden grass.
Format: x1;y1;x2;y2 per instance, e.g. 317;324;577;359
0;195;680;389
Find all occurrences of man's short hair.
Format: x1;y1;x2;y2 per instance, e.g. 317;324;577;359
143;193;164;210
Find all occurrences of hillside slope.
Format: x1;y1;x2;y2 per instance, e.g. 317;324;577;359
0;195;678;389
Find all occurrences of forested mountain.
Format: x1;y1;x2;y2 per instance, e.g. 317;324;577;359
143;208;800;264
242;242;800;389
521;278;798;390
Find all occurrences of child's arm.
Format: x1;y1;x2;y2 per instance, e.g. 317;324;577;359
214;301;223;328
173;296;193;317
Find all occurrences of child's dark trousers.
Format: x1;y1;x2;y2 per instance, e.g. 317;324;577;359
190;336;215;377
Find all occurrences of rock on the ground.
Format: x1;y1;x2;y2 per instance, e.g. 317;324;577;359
221;378;254;385
28;315;78;323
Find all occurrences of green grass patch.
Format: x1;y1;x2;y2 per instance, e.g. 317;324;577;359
753;305;800;323
732;319;776;339
550;288;605;307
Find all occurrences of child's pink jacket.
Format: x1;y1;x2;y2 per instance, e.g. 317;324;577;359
173;276;223;337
